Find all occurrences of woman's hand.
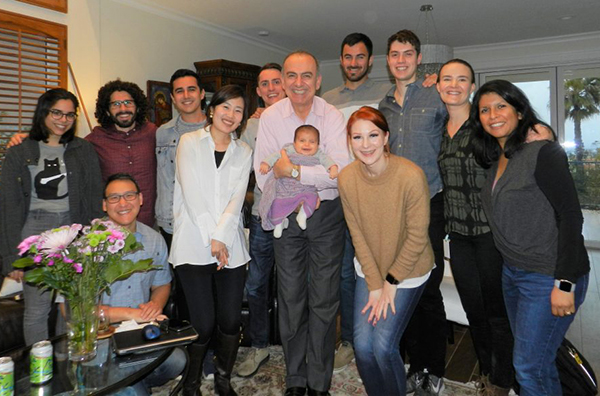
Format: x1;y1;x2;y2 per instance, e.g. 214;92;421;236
361;288;382;325
551;286;576;317
8;270;24;282
211;239;229;269
373;281;397;324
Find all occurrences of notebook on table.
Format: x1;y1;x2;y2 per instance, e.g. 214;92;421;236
112;326;198;355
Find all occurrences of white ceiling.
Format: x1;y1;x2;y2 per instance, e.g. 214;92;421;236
134;0;600;59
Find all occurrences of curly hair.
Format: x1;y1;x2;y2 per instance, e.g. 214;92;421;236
95;80;149;128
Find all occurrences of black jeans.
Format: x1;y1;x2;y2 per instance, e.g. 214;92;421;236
403;192;447;377
450;231;514;388
177;264;246;343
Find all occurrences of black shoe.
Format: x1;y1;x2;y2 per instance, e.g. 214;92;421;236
307;388;330;396
284;387;307;396
214;328;240;396
182;340;209;396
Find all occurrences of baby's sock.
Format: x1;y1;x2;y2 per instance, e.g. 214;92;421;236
296;205;307;230
274;218;289;238
274;223;283;238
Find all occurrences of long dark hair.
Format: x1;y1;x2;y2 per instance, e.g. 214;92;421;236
95;80;148;128
206;85;249;138
471;80;554;168
29;88;78;144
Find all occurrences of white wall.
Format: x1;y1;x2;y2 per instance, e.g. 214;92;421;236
319;31;600;93
0;0;286;136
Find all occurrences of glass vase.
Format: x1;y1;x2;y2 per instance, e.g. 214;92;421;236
65;293;101;362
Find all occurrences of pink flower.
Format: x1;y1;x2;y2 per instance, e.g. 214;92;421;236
48;260;54;266
73;263;83;273
107;239;125;254
18;235;41;255
34;255;43;263
38;226;79;254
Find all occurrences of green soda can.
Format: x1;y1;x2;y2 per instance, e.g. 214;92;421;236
0;357;14;396
30;341;52;384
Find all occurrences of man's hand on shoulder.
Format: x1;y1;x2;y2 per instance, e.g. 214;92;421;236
251;107;266;119
7;133;28;148
422;73;438;88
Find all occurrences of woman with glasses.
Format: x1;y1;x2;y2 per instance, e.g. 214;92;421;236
0;88;103;345
170;85;252;396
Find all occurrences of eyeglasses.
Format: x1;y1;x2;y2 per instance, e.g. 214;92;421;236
109;100;136;109
49;109;77;122
105;191;139;204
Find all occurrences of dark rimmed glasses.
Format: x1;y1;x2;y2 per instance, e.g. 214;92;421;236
49;109;77;122
105;191;139;204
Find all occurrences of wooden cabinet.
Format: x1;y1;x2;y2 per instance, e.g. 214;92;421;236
194;59;260;116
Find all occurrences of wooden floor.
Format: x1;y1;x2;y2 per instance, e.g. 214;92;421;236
444;247;600;384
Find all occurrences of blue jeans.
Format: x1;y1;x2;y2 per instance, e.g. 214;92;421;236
22;210;71;345
123;347;187;396
353;277;425;395
502;265;589;396
245;215;275;348
339;228;356;344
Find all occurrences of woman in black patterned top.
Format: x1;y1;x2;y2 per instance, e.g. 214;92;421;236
436;59;514;395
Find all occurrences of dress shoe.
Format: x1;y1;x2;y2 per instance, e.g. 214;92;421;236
307;388;330;396
284;387;306;396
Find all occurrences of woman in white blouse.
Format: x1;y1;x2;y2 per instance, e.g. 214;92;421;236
171;85;252;396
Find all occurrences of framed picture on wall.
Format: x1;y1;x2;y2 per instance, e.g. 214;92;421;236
147;80;173;127
17;0;67;13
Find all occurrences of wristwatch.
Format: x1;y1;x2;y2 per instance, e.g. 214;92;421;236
291;165;299;179
386;273;400;285
554;279;575;293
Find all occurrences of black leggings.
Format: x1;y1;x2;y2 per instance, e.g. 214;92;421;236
176;264;246;343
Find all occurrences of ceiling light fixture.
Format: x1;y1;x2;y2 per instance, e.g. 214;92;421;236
258;30;270;37
416;4;453;77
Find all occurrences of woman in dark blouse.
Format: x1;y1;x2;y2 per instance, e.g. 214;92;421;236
437;59;514;395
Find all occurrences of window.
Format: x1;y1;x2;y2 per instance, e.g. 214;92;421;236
0;10;67;170
480;64;600;246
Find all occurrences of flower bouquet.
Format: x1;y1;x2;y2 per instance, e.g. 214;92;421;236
13;218;159;361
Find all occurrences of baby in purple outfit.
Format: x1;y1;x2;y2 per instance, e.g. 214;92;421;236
258;125;338;238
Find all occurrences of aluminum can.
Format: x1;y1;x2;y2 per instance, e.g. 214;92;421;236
0;357;14;396
30;341;52;384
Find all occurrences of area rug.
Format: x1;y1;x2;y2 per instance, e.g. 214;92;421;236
155;345;479;395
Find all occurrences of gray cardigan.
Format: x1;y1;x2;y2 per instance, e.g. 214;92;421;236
0;137;104;275
481;141;589;282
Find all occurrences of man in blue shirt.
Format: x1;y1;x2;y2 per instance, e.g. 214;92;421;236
102;173;185;396
378;30;448;396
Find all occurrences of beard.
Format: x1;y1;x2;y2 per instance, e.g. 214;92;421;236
344;66;369;82
111;111;136;129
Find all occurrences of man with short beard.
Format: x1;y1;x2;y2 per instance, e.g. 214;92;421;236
321;33;390;373
322;33;390;119
86;80;157;227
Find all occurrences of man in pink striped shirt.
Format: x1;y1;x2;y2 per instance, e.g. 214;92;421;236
254;51;351;396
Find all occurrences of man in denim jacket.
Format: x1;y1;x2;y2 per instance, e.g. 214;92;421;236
378;30;448;396
155;69;207;248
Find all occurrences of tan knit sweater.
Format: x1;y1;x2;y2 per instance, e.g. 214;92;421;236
338;154;434;291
